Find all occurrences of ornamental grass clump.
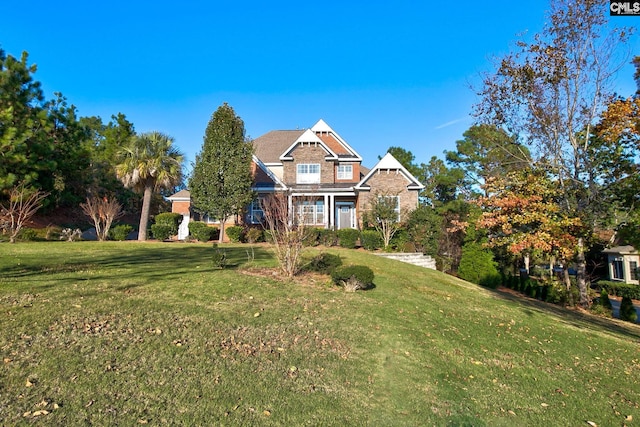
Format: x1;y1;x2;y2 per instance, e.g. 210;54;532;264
331;265;374;292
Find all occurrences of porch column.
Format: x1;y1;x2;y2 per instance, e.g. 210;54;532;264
288;194;293;225
328;194;335;229
324;194;329;228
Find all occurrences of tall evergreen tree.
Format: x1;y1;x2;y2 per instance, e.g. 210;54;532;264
189;103;254;243
0;49;51;193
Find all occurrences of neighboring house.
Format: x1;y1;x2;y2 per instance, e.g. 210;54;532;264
168;119;424;239
603;246;639;285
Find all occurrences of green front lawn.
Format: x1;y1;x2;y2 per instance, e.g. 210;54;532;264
1;242;639;426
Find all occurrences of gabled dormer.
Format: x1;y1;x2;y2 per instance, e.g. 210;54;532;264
355;152;424;191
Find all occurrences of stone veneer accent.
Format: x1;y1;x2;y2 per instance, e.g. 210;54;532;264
283;143;335;185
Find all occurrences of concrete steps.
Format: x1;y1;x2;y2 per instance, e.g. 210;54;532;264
374;252;436;270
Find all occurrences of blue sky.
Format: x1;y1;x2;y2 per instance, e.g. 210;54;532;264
1;1;638;172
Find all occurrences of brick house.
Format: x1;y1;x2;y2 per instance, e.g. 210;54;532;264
168;119;424;239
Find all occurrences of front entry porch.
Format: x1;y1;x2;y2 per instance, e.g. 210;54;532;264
288;193;357;230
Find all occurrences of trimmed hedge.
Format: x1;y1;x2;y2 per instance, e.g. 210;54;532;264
154;212;182;236
318;229;338;247
189;221;216;242
151;224;173;241
597;281;640;300
337;228;360;249
225;226;244;243
360;230;383;251
110;224;133;241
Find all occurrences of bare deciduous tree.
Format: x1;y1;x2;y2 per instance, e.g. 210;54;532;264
80;196;124;241
0;185;49;243
261;193;312;277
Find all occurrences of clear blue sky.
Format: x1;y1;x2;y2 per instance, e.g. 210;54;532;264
1;1;638;172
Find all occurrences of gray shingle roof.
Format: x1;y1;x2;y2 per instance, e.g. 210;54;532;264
253;130;305;164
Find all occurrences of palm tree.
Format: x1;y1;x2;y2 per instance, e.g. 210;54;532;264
116;131;184;241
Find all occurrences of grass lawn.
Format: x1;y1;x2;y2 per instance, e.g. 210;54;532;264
1;242;639;426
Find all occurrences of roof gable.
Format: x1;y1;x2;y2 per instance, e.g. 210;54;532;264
356;152;425;190
280;129;339;161
311;119;362;160
251;154;287;190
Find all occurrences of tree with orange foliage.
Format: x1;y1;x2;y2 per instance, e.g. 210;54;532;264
476;169;582;294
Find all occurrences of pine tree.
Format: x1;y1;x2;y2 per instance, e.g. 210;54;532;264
189;103;254;243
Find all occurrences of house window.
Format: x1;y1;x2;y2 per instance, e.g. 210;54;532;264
296;200;324;225
297;164;321;184
248;198;264;224
612;258;624;280
377;195;400;221
337;164;353;180
630;261;638;281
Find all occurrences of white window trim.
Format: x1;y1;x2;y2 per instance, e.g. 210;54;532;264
337;164;353;180
248;198;264;224
297;163;321;184
296;200;325;225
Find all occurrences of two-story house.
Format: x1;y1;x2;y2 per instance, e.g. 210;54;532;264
169;119;424;240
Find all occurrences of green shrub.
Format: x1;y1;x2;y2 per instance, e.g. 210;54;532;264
389;228;410;251
331;265;374;291
318;229;338;247
619;296;638;323
245;228;264;243
189;221;215;242
457;242;500;287
597;281;640;300
110;224;133;241
305;252;342;274
211;243;227;269
337;228;360;249
154;212;182;236
225;226;244;243
151;224;173;241
302;228;321;247
18;227;38;241
360;230;383;251
599;288;613;309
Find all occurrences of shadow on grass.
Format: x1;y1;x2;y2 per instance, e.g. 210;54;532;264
0;243;276;287
489;287;640;341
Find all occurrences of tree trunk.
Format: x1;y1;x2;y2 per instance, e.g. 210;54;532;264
576;237;589;308
219;217;226;244
523;254;530;274
138;184;153;241
562;265;573;306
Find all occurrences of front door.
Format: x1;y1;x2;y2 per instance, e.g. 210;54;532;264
336;202;354;229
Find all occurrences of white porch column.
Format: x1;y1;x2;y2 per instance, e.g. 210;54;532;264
328;194;335;229
324;194;329;228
